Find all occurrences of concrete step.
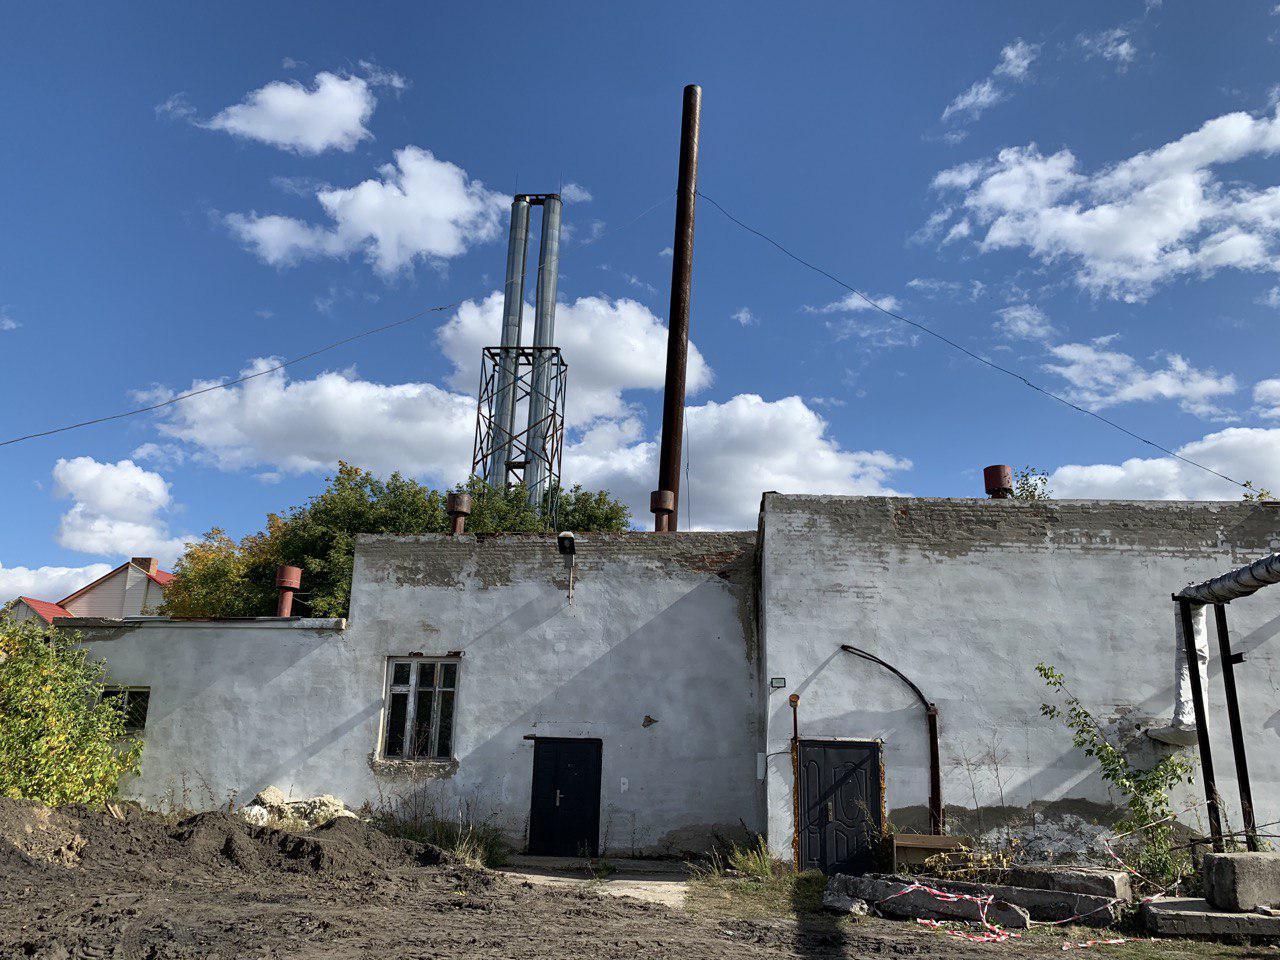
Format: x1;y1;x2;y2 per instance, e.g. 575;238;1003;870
1144;897;1280;939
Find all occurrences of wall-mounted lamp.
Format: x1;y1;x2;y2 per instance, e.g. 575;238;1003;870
558;531;576;603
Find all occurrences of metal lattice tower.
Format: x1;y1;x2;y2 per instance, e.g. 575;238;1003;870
472;345;567;510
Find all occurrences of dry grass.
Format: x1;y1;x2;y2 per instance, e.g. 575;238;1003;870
685;836;829;920
366;790;510;868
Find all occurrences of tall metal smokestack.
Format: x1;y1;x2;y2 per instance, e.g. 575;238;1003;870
524;195;562;504
488;197;532;483
651;84;702;532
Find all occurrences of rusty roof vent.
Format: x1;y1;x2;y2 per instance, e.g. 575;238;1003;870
984;464;1014;499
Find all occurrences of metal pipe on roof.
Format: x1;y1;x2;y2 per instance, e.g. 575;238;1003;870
524;195;562;505
488;197;532;485
1178;551;1280;605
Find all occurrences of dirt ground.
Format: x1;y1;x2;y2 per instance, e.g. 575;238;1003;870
0;799;1270;960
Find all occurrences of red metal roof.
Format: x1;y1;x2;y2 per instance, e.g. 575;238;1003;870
18;597;74;624
148;569;176;586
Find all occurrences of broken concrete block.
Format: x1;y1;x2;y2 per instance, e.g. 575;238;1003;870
285;795;351;826
821;887;869;915
240;804;271;827
915;875;1121;927
1144;897;1280;939
827;874;1030;929
1204;852;1280;912
252;786;289;814
968;865;1132;902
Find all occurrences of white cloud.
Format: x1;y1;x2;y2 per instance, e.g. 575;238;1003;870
994;39;1039;79
1259;285;1280;307
227;146;507;275
942;39;1039;124
733;307;758;326
1254;378;1280;418
1078;28;1137;68
204;70;395;155
1051;426;1280;500
929;105;1280;299
155;92;195;121
0;562;114;603
146;361;477;481
563;395;912;529
52;458;191;563
0;308;18;332
658;247;673;258
560;182;593;203
807;292;901;314
995;303;1056;341
1043;339;1237;417
437;293;711;426
143;293;709;484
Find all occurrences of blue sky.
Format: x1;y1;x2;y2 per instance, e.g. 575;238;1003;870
5;1;1280;598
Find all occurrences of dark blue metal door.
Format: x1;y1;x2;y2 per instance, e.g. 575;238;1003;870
528;738;602;857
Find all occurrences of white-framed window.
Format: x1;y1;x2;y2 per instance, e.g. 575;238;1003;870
382;658;458;759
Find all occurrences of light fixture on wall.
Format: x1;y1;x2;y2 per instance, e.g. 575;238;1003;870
557;531;576;604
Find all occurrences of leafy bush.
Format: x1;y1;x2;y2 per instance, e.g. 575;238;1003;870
164;464;632;619
1037;662;1195;888
0;618;141;805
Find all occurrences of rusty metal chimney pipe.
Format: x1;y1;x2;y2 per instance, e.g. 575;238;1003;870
276;565;302;617
984;464;1013;499
446;492;472;536
652;84;701;532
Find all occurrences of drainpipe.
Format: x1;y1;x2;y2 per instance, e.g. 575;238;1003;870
839;644;944;834
789;693;801;868
276;566;301;617
446;492;472;536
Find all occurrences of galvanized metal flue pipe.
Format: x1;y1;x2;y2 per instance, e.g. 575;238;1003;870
1213;603;1260;851
1178;551;1280;605
488;197;532;484
1176;597;1224;852
525;195;563;505
652;84;701;532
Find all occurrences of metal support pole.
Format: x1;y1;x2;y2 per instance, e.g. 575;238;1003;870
927;705;944;835
790;693;801;869
1214;603;1259;851
1177;597;1224;851
652;84;701;532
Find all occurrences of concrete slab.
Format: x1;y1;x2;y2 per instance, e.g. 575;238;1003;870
915;875;1121;927
828;874;1031;929
1204;852;1280;912
967;865;1132;901
1143;897;1280;939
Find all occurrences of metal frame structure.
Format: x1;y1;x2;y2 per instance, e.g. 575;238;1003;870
1173;550;1278;852
472;344;567;518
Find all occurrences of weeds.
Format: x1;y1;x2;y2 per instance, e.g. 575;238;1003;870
367;788;510;867
686;836;828;918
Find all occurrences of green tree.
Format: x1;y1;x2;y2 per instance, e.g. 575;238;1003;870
0;617;141;806
1241;480;1275;502
163;464;632;618
1012;465;1052;501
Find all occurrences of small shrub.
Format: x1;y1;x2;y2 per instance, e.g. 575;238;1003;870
1037;662;1195;889
0;618;141;805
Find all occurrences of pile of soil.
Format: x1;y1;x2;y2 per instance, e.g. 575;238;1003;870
0;798;1103;959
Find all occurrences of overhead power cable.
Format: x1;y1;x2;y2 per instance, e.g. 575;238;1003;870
696;190;1250;493
0;302;464;448
1;191;676;450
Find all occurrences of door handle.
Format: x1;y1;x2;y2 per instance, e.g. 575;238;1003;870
555;790;562;807
826;799;835;821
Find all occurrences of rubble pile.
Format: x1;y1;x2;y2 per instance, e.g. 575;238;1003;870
239;784;359;828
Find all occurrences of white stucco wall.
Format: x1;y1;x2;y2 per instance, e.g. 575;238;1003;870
78;531;763;856
760;495;1280;861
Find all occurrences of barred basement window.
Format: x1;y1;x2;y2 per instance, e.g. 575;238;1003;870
382;658;458;759
102;687;150;733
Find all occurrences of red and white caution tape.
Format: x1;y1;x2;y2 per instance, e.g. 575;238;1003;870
878;881;1022;943
1061;937;1130;951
